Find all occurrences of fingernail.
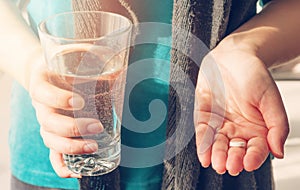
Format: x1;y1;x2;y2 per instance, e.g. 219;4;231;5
87;123;103;133
232;173;240;176
278;151;284;159
69;96;84;109
280;146;285;158
70;173;82;178
83;142;98;153
201;163;210;168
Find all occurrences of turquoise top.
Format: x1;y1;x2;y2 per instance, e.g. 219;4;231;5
9;0;172;189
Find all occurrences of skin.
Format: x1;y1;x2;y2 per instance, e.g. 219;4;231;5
194;0;300;175
1;0;298;178
195;48;288;176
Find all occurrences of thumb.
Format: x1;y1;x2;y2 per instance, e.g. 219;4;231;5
267;125;288;158
259;83;289;158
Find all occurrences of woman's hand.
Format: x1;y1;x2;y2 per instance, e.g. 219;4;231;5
28;58;103;178
194;46;289;176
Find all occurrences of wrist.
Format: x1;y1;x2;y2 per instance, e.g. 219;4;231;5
213;34;265;70
210;35;269;73
216;34;259;59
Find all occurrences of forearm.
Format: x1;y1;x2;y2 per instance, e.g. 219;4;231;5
0;0;41;90
220;0;300;68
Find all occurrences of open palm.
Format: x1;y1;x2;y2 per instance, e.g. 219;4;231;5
194;49;289;176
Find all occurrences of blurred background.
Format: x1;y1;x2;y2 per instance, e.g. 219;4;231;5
1;58;300;189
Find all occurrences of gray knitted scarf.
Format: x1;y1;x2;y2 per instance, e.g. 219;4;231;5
73;0;274;189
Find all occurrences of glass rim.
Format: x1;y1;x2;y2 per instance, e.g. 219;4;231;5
38;11;132;42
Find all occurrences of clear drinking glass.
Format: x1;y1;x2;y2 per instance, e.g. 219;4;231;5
38;11;132;176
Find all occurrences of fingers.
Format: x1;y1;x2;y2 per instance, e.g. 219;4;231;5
196;124;269;175
49;150;81;178
226;138;246;176
211;133;228;174
35;95;100;156
33;100;103;137
211;136;268;176
243;137;269;171
195;124;214;168
41;128;98;155
31;78;85;110
29;66;85;110
259;84;289;158
267;127;288;158
29;63;100;178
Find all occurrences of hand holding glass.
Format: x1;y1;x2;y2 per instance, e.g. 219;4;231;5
38;11;132;176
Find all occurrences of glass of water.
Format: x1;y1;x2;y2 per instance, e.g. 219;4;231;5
38;11;132;176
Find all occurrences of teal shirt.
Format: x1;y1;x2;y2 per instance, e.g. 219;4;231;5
9;0;172;189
